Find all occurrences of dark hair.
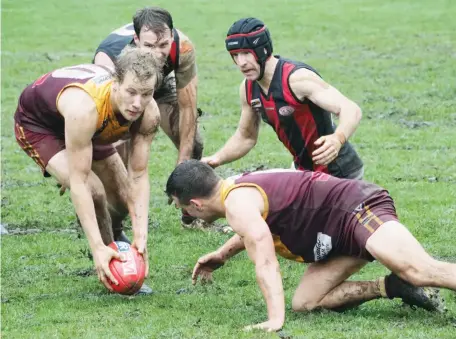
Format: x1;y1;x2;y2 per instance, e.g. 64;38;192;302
165;160;221;205
133;7;173;38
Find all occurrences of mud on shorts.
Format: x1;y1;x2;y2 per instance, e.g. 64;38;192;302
338;191;399;261
153;71;204;160
14;122;116;177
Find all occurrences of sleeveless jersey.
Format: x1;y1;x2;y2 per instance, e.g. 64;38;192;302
246;57;363;178
222;169;387;262
94;23;180;77
15;64;131;144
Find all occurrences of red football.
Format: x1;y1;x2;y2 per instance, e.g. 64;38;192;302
107;241;146;295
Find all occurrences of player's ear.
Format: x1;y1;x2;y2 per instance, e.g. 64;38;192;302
133;34;140;46
189;199;203;211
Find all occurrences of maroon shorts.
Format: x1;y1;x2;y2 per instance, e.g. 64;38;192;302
338;191;398;261
14;122;116;177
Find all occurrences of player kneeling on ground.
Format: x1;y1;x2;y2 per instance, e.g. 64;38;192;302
165;160;455;332
14;46;161;294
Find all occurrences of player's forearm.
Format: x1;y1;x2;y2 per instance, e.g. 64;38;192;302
70;181;104;250
177;80;198;164
217;234;245;261
128;171;150;238
215;130;256;165
255;254;285;325
335;102;362;141
177;105;197;163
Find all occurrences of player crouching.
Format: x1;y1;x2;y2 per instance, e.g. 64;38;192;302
165;160;452;331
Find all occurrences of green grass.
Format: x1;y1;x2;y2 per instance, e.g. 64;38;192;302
2;0;456;338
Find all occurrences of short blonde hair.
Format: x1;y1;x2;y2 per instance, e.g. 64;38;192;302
113;45;163;89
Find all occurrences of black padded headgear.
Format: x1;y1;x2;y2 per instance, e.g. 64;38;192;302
225;18;273;80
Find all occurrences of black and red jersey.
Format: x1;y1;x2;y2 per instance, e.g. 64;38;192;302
246;57;363;178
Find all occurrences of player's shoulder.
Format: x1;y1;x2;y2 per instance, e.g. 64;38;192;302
107;23;135;38
225;184;263;209
174;28;195;54
96;23;134;60
58;86;98;121
289;66;319;82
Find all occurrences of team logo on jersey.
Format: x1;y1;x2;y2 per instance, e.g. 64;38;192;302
313;232;332;261
251;98;262;108
250;98;264;116
352;202;365;214
92;74;111;84
278;106;295;116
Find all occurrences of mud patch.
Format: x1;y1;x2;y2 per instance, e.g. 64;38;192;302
399;119;433;129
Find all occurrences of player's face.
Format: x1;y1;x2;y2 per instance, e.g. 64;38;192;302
135;26;173;66
232;52;260;80
172;196;218;223
113;71;156;121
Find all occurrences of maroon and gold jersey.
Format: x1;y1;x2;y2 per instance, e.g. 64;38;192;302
222;169;390;263
14;64;132;144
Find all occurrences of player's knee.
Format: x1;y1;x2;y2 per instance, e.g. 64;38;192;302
291;295;320;312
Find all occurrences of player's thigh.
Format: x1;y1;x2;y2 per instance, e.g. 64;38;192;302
14;123;65;179
91;150;128;207
365;220;433;274
45;149;70;187
293;256;368;305
46;149;106;198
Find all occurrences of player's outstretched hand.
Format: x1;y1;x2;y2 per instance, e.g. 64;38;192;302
244;320;283;332
93;245;123;291
192;251;225;285
200;155;221;168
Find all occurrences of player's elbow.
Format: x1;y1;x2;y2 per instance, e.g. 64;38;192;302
348;101;362;124
238;129;257;149
354;104;362;123
340;100;362;125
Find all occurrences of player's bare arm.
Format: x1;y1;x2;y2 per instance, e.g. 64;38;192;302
203;80;260;168
127;99;161;272
175;34;198;164
93;51;115;69
289;68;362;165
58;87;121;290
225;187;285;332
192;234;245;285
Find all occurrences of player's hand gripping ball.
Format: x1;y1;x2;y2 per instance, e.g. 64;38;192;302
108;241;146;295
